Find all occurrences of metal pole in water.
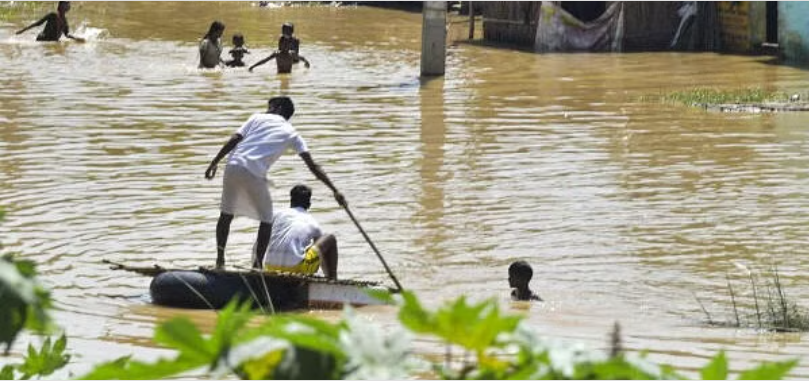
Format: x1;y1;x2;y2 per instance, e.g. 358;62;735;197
421;1;447;76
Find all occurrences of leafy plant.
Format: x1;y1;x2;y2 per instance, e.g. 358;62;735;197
0;210;69;381
641;87;789;106
14;335;70;379
698;264;809;332
0;255;53;355
77;290;799;380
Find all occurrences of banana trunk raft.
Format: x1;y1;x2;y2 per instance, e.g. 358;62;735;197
104;260;392;311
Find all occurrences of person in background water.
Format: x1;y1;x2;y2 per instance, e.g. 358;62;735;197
261;185;339;280
248;31;310;74
199;20;225;69
204;96;345;269
279;22;300;60
225;33;250;68
509;261;542;301
15;1;85;42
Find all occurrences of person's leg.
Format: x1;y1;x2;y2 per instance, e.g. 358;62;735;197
314;234;338;280
254;222;272;269
215;212;234;268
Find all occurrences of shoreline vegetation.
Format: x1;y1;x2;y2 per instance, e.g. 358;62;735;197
641;87;790;106
697;264;809;333
640;87;809;112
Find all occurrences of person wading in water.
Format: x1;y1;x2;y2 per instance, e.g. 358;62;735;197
16;1;85;42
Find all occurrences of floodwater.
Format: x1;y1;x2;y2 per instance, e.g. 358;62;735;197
3;2;809;377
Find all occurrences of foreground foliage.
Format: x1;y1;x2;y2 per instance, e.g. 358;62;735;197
79;291;798;380
1;210;69;380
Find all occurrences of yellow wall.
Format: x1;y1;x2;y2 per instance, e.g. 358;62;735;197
718;1;751;52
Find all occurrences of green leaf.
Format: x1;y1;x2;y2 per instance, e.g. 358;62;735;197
271;346;339;380
0;257;52;352
80;355;203;380
0;365;15;380
737;359;798;380
248;316;344;358
209;299;254;362
700;351;728;380
153;318;213;363
17;335;70;379
397;292;522;354
397;291;434;334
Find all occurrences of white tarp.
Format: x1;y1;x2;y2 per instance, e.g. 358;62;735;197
534;1;625;52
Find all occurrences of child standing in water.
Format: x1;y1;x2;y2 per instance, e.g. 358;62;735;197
199;21;225;69
508;261;542;301
280;23;299;59
15;1;85;42
226;33;250;68
249;22;311;74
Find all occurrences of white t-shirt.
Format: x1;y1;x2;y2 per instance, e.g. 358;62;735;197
227;113;308;179
264;207;322;267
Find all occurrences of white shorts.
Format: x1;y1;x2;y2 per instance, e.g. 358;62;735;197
220;164;273;223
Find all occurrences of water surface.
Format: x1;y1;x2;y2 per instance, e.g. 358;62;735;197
2;2;809;377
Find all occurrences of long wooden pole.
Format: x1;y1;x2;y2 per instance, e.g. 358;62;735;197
341;204;404;292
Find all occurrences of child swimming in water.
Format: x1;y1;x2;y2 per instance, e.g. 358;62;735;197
509;261;542;301
226;33;250;68
248;33;310;74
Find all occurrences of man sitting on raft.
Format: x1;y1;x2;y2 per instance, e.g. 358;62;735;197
260;184;338;280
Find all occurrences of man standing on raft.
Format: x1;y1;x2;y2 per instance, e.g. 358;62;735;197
204;96;345;269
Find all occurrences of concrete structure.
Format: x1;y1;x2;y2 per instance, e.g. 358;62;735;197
421;1;446;76
779;2;809;63
715;2;777;54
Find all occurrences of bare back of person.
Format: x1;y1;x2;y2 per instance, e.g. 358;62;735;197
275;51;294;74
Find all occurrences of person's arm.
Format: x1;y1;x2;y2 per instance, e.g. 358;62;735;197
299;151;346;207
15;14;49;34
298;55;311;69
248;53;276;72
204;134;244;179
64;21;85;42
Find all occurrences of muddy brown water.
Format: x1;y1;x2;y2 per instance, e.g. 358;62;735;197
3;2;809;377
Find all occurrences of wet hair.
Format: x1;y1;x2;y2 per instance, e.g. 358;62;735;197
282;22;294;35
204;20;225;40
290;184;312;210
267;96;295;120
508;261;533;282
232;33;245;46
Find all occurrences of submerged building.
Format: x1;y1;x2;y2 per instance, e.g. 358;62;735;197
478;2;805;65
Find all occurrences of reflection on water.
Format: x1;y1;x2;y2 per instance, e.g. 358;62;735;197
3;2;809;377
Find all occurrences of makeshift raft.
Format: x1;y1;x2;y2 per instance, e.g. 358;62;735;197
105;260;392;311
